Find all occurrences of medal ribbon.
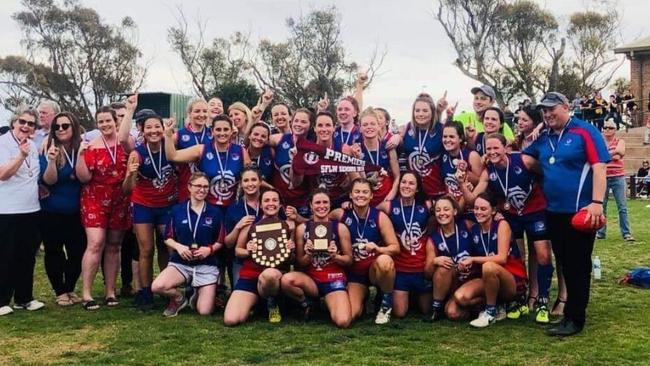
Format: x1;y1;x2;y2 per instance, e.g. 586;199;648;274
146;143;163;180
186;201;206;244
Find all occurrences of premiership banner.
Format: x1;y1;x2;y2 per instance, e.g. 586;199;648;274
292;138;382;175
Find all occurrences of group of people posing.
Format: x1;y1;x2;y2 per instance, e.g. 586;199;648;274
0;82;610;337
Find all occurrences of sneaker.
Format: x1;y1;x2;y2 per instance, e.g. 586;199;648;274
595;233;605;240
302;304;313;322
163;295;188;318
375;306;392;325
0;305;13;316
495;305;507;321
624;234;635;242
12;300;45;311
506;301;529;320
535;304;550;324
470;310;496;328
268;304;282;323
429;307;444;322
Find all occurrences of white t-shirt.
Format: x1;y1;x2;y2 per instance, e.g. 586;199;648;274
0;132;40;214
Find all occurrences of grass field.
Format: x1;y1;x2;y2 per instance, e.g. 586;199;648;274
2;200;650;366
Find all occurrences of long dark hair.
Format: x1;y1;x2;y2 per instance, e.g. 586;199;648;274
47;111;83;168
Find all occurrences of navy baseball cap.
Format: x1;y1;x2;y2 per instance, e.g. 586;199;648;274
471;85;496;100
134;108;158;123
538;92;569;108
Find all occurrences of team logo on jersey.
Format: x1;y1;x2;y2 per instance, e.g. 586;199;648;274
206;152;214;160
408;150;432;175
232;153;240;161
473;235;480;244
489;172;497;181
281;141;291;150
210;171;236;202
461;230;468;238
369;220;377;228
564;138;573;146
304;151;319;165
144;157;151;166
392;207;401;215
400;223;423;253
408;129;414;137
442;154;448;163
181;219;188;224
453;250;470;263
514;166;522;175
345;217;353;226
311;252;330;270
181;135;190;142
152;165;174;189
476;143;482;152
506;185;528;212
204;217;213;226
418;206;425;214
381;151;388;160
437;241;449;253
279;164;291;184
318;173;336;188
444;174;461;196
534;220;546;233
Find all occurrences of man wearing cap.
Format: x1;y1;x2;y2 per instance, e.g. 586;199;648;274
598;118;634;241
522;91;609;336
454;85;515;141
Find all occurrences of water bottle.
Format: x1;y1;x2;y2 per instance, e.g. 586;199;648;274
593;256;602;280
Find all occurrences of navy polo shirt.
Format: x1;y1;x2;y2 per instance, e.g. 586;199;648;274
523;117;609;213
166;202;223;266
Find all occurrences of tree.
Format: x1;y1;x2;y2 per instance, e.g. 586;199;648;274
248;6;385;108
167;8;252;103
436;0;623;106
0;0;146;127
609;77;630;95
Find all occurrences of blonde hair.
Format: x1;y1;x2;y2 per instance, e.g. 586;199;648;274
359;106;379;122
228;102;253;135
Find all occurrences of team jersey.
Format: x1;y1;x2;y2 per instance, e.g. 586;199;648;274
402;122;446;196
360;139;394;205
474;132;487;157
342;207;383;274
389;198;429;272
272;133;307;208
333;126;362;151
430;221;473;264
198;142;244;207
302;220;347;283
176;126;212;202
165;201;223;267
224;199;287;232
523;117;610;213
249;145;274;182
440;147;473;199
485;152;546;215
131;142;178;207
469;220;526;279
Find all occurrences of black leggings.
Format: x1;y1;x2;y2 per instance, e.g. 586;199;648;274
546;211;595;328
40;211;86;296
0;212;41;306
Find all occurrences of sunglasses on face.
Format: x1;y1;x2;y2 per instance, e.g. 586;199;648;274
603;126;616;130
17;118;37;128
53;123;71;131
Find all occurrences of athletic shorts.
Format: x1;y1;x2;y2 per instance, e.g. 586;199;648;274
131;203;173;226
169;262;219;288
234;277;259;295
347;271;371;286
316;279;347;297
505;211;548;242
394;271;432;294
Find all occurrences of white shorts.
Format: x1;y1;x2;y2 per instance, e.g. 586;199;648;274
169;262;219;288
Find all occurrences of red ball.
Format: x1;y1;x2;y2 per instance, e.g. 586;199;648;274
571;209;606;233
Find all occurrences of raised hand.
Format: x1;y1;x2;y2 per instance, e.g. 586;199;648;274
317;92;329;112
163;117;176;137
47;144;59;161
126;92;138;112
126;154;140;176
436;90;449;112
19;138;30;157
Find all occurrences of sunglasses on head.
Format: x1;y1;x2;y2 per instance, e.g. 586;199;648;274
53;123;71;131
17;118;37;128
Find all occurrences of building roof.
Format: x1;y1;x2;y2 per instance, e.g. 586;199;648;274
615;36;650;54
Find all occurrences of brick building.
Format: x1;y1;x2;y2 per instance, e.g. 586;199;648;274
615;36;650;125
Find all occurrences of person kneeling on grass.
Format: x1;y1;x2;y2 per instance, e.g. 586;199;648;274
330;178;400;324
448;192;527;328
151;172;223;317
281;189;354;328
223;189;295;326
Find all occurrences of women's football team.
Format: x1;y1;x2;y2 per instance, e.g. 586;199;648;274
1;80;572;331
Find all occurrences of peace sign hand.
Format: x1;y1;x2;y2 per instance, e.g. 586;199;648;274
163;117;176;137
317;93;329;112
436;90;449;112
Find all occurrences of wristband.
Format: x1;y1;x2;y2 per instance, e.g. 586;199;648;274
591;200;603;205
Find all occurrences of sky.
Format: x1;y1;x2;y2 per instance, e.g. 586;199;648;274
0;0;647;124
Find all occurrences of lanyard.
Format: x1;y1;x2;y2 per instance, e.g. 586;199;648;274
548;119;572;156
340;126;355;146
101;135;118;168
439;224;460;258
479;223;493;256
192;126;207;145
244;199;259;217
495;158;510;202
10;131;31;174
352;208;370;240
448;149;465;169
186;201;206;243
416;124;431;153
62;147;75;169
146;143;163;180
363;141;381;165
215;143;230;178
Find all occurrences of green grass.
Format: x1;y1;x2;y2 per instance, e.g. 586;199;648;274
2;201;650;365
